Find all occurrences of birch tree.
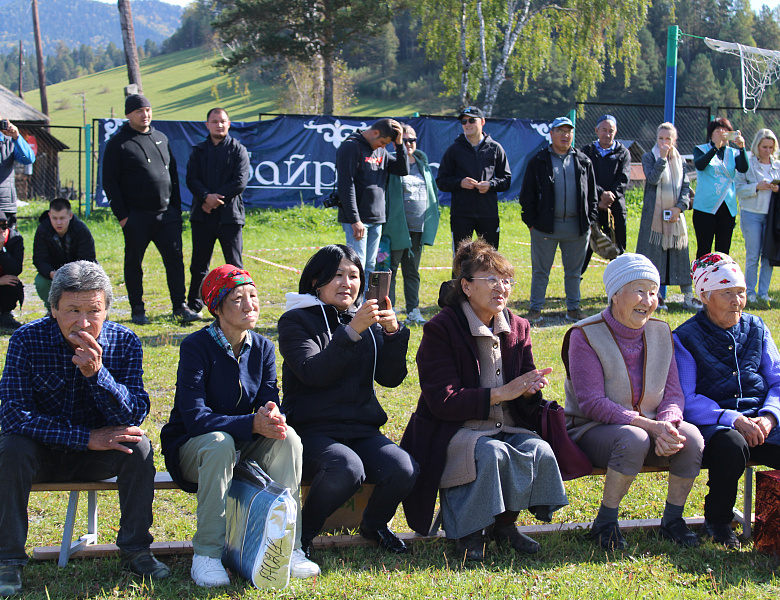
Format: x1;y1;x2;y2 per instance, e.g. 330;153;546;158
415;0;650;116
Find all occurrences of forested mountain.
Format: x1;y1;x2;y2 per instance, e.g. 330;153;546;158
0;0;181;55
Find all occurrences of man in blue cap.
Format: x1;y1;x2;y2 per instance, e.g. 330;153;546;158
519;116;598;323
580;114;631;274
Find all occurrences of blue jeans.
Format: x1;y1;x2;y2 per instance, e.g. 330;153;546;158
740;209;773;298
343;222;382;277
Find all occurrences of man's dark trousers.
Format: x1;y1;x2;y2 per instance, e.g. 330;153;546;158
122;208;186;313
187;215;243;310
451;215;500;250
0;434;155;565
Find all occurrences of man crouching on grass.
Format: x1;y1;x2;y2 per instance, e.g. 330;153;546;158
0;261;169;597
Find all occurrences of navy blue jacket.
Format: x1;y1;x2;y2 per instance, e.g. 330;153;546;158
160;327;280;492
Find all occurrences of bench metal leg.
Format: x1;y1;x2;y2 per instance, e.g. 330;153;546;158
744;466;753;538
57;490;100;568
428;509;443;537
87;490;98;543
58;491;80;568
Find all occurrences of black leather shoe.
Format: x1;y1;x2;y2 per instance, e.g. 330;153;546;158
359;523;408;554
0;565;23;597
131;311;150;325
455;530;485;561
173;307;202;323
489;523;540;554
659;518;700;548
120;550;171;580
700;520;741;549
589;521;627;550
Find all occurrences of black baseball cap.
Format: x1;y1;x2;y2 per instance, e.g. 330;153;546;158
458;106;485;120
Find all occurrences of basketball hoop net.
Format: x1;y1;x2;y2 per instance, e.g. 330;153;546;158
705;37;780;112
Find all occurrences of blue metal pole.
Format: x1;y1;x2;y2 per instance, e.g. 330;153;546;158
664;25;680;124
84;123;91;218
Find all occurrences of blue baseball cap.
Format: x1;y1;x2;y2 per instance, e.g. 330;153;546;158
596;114;617;126
551;116;574;129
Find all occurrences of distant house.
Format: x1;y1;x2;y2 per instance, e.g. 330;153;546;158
0;85;68;201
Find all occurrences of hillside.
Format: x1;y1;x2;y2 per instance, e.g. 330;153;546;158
28;47;455;125
0;0;181;55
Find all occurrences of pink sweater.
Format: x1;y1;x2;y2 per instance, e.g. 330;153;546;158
568;308;684;425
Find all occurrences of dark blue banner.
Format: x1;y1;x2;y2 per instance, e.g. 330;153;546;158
95;115;555;210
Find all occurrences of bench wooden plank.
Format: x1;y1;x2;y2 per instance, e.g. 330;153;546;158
31;472;178;492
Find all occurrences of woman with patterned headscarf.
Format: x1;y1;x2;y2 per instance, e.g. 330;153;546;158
161;265;320;587
674;252;780;549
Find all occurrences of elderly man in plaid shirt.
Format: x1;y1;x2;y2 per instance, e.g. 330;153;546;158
0;261;169;597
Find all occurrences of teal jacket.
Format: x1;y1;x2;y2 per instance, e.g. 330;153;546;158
384;150;440;251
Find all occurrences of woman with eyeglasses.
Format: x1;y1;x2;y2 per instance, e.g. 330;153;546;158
400;239;567;562
383;124;440;325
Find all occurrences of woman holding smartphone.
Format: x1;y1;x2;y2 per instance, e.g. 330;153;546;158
636;123;698;309
278;244;418;558
692;117;748;258
736;128;780;305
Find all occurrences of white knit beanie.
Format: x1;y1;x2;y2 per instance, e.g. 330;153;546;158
603;253;660;301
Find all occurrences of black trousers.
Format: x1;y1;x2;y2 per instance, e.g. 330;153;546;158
693;203;736;259
0;434;156;565
0;280;23;312
451;214;500;252
187;218;244;311
702;428;780;524
581;202;627;274
121;209;186;313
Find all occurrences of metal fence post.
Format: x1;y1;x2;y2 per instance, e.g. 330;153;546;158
665;25;680;124
85;123;91;219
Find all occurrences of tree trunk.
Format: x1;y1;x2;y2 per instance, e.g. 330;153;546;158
322;49;334;115
458;0;470;108
31;0;47;115
118;0;143;94
18;40;23;99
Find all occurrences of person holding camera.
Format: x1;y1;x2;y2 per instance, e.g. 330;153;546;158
692;117;748;258
0;117;35;230
336;119;408;281
636;123;698;310
278;245;418;558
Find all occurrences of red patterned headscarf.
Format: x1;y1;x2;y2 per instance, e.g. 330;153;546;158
691;252;745;299
201;265;254;315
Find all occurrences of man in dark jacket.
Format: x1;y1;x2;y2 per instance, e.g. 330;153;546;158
580;114;631;274
102;94;200;325
185;108;250;312
32;198;96;309
336;118;407;279
519;116;598;324
436;106;511;250
0;210;23;329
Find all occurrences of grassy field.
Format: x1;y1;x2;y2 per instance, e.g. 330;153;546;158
28;47;455;127
2;192;780;598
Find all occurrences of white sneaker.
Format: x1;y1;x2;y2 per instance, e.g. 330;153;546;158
406;308;427;325
290;548;320;578
191;554;230;587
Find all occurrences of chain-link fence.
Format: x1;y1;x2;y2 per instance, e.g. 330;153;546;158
15;124;84;215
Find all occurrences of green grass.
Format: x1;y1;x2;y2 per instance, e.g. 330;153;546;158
2;192;780;598
28;47;455;126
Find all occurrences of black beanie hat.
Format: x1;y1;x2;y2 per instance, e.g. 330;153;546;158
125;94;151;115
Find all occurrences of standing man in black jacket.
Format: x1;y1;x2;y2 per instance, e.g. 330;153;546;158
436;106;511;251
0;210;23;329
32;198;96;310
185;108;250;313
580;114;631;274
103;94;200;325
336;118;407;280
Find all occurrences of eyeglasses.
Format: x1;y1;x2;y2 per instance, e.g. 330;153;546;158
470;276;516;290
403;138;417;145
460;117;478;125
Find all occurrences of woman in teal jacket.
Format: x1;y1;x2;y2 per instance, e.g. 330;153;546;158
384;124;440;325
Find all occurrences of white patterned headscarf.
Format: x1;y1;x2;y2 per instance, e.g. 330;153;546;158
691;252;746;299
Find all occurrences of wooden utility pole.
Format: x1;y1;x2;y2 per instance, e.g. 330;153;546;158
117;0;143;94
18;40;23;99
31;0;48;115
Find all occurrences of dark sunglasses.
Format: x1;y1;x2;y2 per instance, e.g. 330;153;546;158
402;138;417;145
460;117;478;124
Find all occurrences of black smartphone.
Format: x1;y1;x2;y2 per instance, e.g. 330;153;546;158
366;271;391;310
0;120;8;131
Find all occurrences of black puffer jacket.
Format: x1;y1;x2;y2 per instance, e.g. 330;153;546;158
32;211;96;278
278;294;410;438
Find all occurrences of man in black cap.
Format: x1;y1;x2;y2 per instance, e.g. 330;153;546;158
102;94;200;325
0;210;24;329
436;106;511;251
580;114;631;274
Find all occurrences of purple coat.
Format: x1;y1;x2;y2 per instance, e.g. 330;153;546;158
399;304;542;535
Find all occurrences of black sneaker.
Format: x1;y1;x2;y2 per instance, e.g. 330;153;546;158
659;518;700;547
119;549;171;580
0;565;22;596
488;523;540;554
173;306;202;323
700;520;741;549
0;312;22;330
455;530;485;561
131;311;150;325
589;521;627;550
